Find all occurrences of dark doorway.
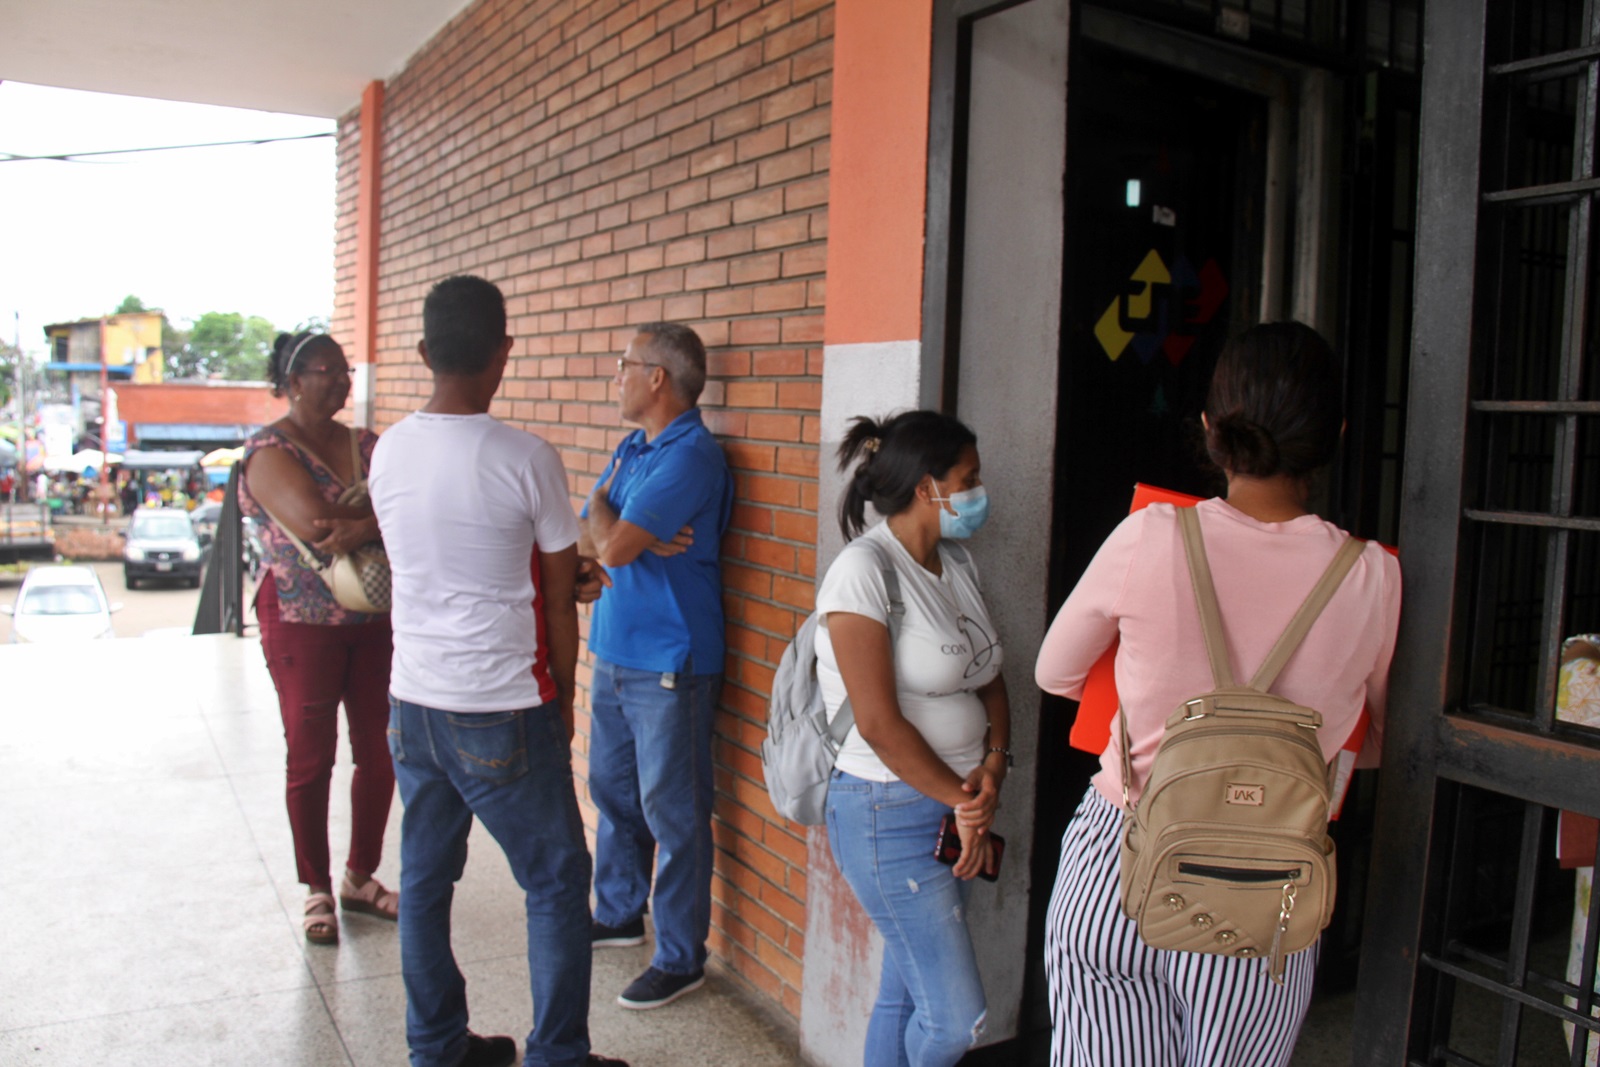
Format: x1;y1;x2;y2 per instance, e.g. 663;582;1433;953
1050;40;1265;603
1007;37;1271;1055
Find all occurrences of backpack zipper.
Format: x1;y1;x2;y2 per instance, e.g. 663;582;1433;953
1177;861;1302;883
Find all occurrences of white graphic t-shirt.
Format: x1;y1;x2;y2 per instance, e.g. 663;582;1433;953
814;521;1004;782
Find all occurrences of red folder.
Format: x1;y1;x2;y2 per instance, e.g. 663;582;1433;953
1067;484;1201;754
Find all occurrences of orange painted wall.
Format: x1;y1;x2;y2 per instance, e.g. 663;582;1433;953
822;0;932;346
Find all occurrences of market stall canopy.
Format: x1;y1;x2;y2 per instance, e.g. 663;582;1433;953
44;449;123;472
119;450;206;471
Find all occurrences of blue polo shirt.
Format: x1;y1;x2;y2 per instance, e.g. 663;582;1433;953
585;409;733;674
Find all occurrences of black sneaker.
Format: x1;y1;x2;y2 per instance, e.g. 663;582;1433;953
616;966;706;1010
586;1057;630;1066
458;1031;516;1067
591;916;646;947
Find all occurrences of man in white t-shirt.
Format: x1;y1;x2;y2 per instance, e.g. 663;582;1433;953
369;276;626;1067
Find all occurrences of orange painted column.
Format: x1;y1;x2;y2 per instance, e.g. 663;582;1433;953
821;0;932;347
353;80;384;427
805;2;935;1064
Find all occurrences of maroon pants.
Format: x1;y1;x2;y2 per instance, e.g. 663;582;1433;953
257;581;395;889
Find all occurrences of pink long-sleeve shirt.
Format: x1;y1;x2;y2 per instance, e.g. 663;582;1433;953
1035;497;1402;810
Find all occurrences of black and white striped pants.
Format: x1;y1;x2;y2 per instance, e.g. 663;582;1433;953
1044;787;1318;1067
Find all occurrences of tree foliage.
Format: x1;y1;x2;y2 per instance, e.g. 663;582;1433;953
167;312;278;381
0;338;20;408
115;295;148;314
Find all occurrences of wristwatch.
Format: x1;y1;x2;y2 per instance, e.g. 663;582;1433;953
987;746;1014;768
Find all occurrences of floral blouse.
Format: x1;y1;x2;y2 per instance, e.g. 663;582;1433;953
239;425;380;626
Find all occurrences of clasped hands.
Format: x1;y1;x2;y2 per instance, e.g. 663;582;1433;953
949;763;1003;881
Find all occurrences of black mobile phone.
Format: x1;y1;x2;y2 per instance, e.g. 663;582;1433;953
934;812;1006;882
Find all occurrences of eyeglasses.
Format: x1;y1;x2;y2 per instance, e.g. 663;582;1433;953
616;357;661;376
299;364;351;378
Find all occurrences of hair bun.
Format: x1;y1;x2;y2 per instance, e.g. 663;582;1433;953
1209;413;1280;478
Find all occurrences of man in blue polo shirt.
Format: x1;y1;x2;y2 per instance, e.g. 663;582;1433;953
581;322;733;1011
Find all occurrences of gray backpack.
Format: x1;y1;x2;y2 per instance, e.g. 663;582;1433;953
760;537;904;825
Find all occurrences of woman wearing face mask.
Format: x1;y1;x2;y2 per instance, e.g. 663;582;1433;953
816;410;1011;1067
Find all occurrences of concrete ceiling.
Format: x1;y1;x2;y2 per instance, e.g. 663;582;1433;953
0;0;472;118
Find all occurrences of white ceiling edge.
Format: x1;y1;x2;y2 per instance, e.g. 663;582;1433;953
0;0;474;118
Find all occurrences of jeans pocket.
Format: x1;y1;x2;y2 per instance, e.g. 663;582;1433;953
445;710;529;784
386;698;406;764
878;780;934;811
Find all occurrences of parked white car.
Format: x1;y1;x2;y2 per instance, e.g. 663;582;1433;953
1;565;121;642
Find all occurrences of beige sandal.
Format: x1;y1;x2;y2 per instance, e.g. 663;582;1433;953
339;873;399;922
303;892;339;945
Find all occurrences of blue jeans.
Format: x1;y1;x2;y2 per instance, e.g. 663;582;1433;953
388;698;593;1067
588;656;719;976
826;771;987;1067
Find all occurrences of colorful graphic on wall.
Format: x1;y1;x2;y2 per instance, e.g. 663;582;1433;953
1093;249;1228;365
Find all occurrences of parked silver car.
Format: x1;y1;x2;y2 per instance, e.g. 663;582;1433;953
1;564;120;642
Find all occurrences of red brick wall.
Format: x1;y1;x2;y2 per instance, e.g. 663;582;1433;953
336;0;832;1019
330;112;361;353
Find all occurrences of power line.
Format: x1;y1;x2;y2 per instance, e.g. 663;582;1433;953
0;131;334;164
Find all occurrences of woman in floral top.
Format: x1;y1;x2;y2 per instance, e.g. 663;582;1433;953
239;331;396;945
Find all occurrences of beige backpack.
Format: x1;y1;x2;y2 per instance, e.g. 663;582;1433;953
1118;508;1364;983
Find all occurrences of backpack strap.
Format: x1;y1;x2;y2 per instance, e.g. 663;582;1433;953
1180;507;1368;693
1121;511;1365;810
825;535;906;746
1178;508;1236;689
1249;535;1366;691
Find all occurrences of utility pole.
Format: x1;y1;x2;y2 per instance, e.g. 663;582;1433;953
11;312;21;506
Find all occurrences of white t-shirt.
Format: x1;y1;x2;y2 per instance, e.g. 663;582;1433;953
369;412;580;712
814;521;1004;782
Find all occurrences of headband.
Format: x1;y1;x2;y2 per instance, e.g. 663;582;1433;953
284;333;325;377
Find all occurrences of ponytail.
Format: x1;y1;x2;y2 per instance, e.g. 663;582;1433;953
836;410;977;540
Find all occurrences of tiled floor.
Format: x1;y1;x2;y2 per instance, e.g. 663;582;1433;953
18;631;1560;1067
0;635;798;1066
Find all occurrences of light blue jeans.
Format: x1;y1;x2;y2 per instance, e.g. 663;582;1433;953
588;656;720;976
826;770;988;1067
388;698;593;1067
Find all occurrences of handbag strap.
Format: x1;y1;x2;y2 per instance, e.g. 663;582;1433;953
346;428;366;491
826;536;906;746
257;501;329;575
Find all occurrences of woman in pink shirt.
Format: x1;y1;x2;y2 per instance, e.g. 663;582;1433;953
1035;323;1401;1067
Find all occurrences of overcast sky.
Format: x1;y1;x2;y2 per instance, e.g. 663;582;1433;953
0;82;336;357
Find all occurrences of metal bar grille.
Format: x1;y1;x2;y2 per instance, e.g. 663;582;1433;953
1482;176;1600;204
1473;400;1600;412
1361;1;1600;1062
1463;509;1600;532
1491;42;1600;77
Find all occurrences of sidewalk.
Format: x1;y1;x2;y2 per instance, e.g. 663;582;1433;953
0;634;799;1066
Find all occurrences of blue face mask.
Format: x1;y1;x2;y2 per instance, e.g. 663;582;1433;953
932;484;990;539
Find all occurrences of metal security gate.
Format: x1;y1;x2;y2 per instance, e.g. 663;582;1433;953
1356;1;1600;1064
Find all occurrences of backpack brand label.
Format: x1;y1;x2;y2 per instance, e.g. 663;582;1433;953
1224;783;1265;806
